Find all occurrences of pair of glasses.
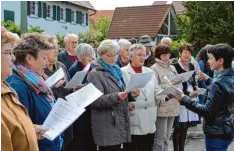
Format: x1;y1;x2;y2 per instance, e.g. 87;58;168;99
1;49;13;56
68;41;78;45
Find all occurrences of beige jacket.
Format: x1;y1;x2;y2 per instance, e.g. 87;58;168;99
1;82;39;151
150;59;180;117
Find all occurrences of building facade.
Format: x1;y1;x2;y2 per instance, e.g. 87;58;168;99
1;1;96;35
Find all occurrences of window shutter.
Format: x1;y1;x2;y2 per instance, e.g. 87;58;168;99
79;11;82;24
4;10;15;22
27;1;30;15
86;13;88;25
76;11;79;24
43;2;46;18
66;8;71;22
57;6;60;21
81;13;84;24
53;5;56;20
38;2;41;17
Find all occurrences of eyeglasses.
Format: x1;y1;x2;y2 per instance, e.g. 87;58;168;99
68;41;78;45
1;49;14;56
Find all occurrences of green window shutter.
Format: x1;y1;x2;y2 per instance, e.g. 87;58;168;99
81;13;84;24
66;8;71;22
43;2;46;18
86;13;88;25
27;1;30;15
53;5;56;20
76;11;79;24
38;2;41;17
4;10;14;22
57;6;60;21
79;11;82;24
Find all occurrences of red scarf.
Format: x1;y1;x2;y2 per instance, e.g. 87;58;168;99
131;64;142;73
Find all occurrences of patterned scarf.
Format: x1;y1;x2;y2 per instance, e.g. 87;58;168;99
98;58;124;88
13;64;55;103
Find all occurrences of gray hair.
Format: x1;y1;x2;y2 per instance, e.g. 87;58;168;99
64;33;78;42
118;39;132;51
75;43;94;60
161;37;172;46
97;39;120;57
128;44;146;58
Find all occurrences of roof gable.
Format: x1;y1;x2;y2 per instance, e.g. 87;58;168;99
108;4;173;39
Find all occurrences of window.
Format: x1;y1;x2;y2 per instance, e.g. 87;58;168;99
28;1;38;17
71;11;75;23
60;8;64;21
4;10;14;22
46;5;53;18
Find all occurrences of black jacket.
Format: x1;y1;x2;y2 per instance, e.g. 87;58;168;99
58;50;74;69
181;68;234;139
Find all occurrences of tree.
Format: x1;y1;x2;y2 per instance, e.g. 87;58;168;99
27;25;44;33
176;1;234;48
79;17;111;47
1;20;21;35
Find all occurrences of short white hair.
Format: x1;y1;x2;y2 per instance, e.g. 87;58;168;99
97;39;120;57
161;37;172;46
64;34;78;42
118;39;132;51
75;43;94;60
128;44;146;58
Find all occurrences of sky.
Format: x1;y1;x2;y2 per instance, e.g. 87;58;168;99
89;0;172;10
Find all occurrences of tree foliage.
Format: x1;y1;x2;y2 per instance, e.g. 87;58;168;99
176;1;234;48
27;25;44;33
79;17;111;47
1;20;21;35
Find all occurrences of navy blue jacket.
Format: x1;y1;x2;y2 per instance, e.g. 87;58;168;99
7;72;61;151
58;50;74;70
181;68;234;139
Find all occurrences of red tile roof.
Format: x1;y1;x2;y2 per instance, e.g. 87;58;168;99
90;10;114;23
108;4;173;39
152;1;185;14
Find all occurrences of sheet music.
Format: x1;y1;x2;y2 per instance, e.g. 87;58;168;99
45;68;65;88
172;70;195;83
190;88;207;96
42;98;85;141
65;83;103;108
125;72;153;92
65;70;88;88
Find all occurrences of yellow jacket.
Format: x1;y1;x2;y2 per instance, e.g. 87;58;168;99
1;82;39;151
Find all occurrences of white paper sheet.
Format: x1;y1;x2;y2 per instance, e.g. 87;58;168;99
125;72;153;92
83;63;91;72
172;70;195;83
42;98;85;141
190;88;207;96
65;83;103;108
45;68;65;88
156;86;183;96
65;70;88;88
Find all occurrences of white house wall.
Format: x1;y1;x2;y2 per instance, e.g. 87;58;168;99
27;1;89;35
1;1;21;25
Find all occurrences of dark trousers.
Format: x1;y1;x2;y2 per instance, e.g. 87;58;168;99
99;144;121;151
123;134;154;151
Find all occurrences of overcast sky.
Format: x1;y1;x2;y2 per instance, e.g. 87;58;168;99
89;0;172;10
